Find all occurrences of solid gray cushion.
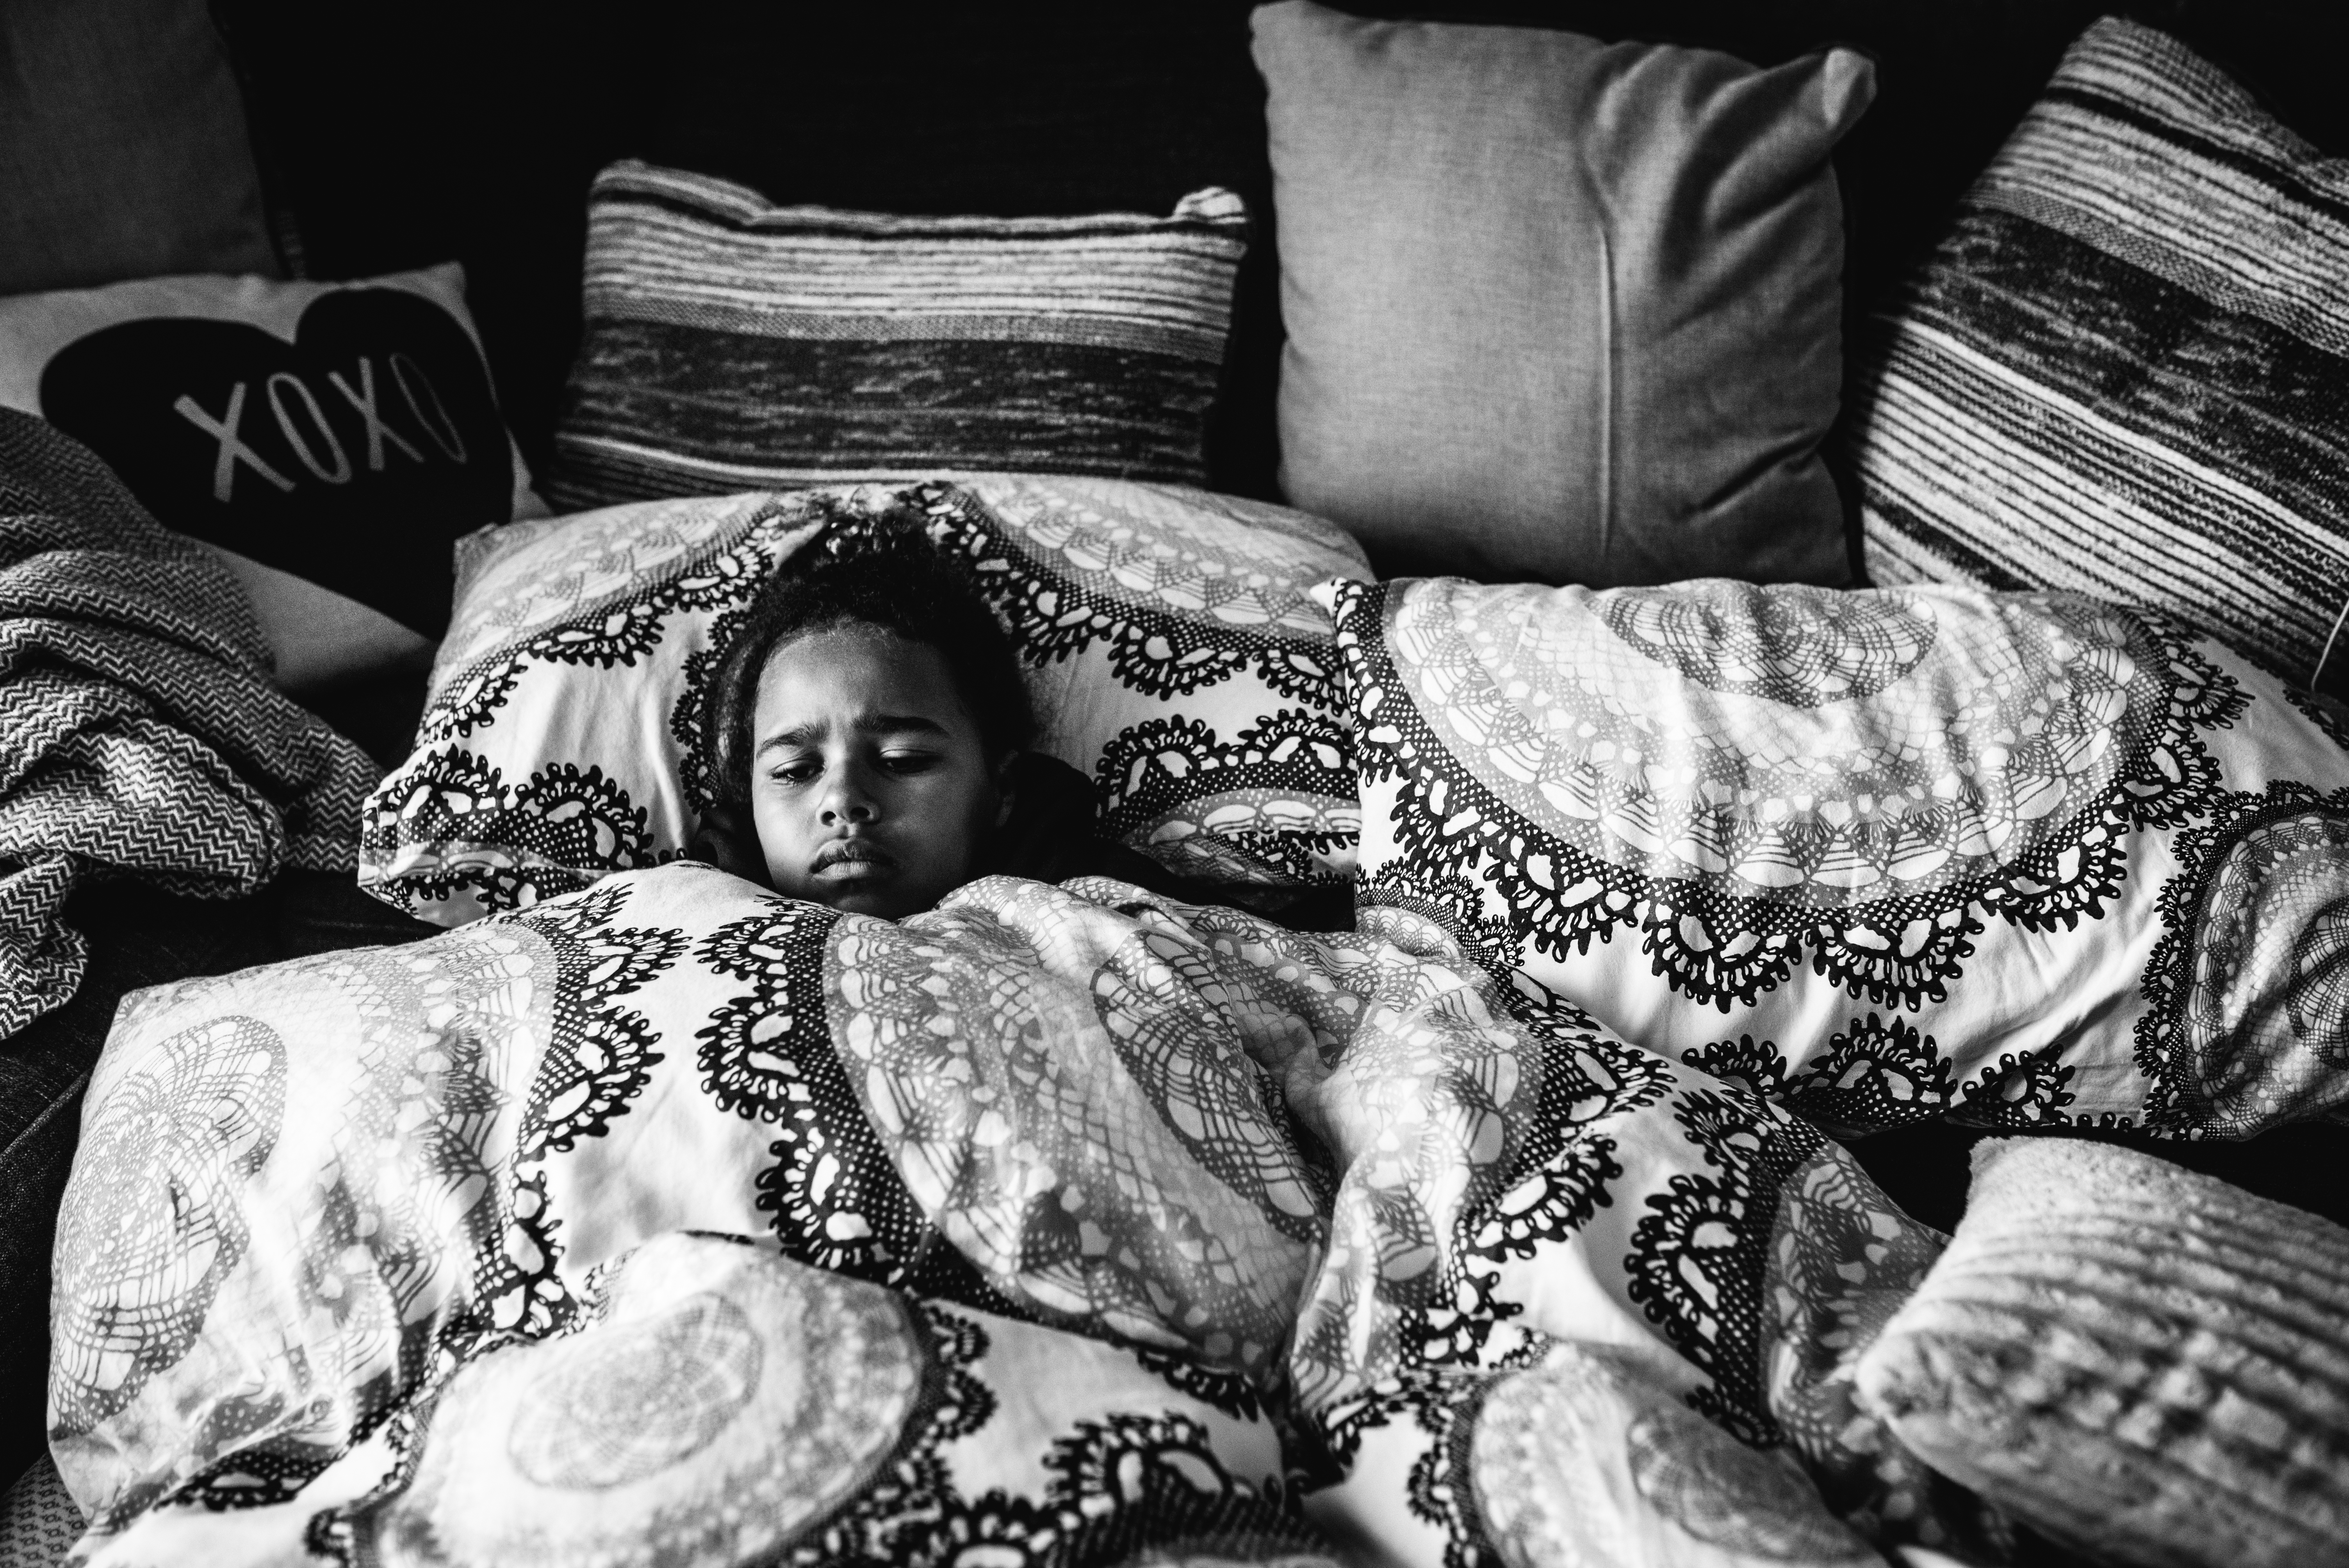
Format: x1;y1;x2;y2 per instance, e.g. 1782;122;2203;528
0;0;281;296
1256;0;1871;586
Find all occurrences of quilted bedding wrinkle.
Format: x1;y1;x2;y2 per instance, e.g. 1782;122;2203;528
49;861;1989;1567
0;408;379;1038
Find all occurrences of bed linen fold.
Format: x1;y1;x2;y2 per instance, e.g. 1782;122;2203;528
50;863;2005;1564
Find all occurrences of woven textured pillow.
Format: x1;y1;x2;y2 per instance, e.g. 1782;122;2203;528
1853;1140;2349;1567
1328;573;2349;1140
1851;18;2349;700
361;475;1367;925
549;160;1249;509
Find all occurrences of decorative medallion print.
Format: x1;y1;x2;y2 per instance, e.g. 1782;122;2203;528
822;883;1319;1378
433;499;722;674
1097;712;1360;886
501;1292;766;1487
1947;1046;2079;1128
417;494;813;747
118;883;687;1527
1619;1407;1878;1563
2137;782;2349;1135
364;492;825;920
341;1238;963;1568
362;752;661;918
51;1017;288;1436
1375;1348;1876;1568
1287;870;1673;1411
1134;1347;1270;1425
1356;865;1525;987
886;477;1354;704
1625;1088;1826;1445
692;897;982;1300
1684;1016;1960;1138
1755;1150;2000;1556
1400;976;1673;1370
1600;588;1938;709
2285;685;2349;755
889;1408;1322;1568
505;882;686;1165
1335;578;2245;1011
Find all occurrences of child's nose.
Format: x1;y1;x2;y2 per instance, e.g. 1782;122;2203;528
820;768;878;824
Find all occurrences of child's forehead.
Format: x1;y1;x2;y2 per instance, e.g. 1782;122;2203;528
754;625;969;720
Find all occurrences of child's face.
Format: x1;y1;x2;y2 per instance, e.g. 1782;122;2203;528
748;626;1010;918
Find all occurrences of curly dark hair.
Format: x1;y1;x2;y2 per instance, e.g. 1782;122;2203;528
701;526;1035;816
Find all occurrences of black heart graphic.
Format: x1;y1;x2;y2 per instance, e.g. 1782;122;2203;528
41;289;514;637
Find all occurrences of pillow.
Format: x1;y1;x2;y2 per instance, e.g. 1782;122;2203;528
1328;573;2349;1140
360;475;1368;925
0;0;280;296
1853;1139;2349;1566
548;160;1250;511
1253;0;1871;586
0;263;549;679
1852;18;2349;700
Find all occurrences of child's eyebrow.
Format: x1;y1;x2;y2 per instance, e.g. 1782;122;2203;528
756;713;948;754
856;713;949;737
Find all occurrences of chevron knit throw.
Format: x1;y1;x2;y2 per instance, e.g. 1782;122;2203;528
0;410;380;1038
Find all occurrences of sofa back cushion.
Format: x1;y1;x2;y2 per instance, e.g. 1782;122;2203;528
1256;0;1871;586
0;0;282;296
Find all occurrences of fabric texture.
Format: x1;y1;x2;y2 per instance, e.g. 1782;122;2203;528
1328;573;2349;1140
1852;18;2349;700
0;1456;80;1568
1255;0;1871;586
360;476;1367;927
0;410;381;1039
0;873;431;1495
52;862;1995;1562
1852;1138;2349;1566
0;0;281;298
548;160;1251;509
0;263;547;646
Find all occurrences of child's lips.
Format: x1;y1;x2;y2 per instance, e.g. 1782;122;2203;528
812;839;895;880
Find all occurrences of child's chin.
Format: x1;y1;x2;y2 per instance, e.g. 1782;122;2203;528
806;881;923;919
829;891;907;918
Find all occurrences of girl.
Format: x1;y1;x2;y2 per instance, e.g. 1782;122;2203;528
696;532;1176;917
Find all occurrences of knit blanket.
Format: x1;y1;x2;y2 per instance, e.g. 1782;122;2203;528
0;410;380;1038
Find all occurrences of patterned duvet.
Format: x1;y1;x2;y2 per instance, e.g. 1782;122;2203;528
46;863;1989;1566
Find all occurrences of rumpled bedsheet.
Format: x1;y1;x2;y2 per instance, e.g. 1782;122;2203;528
50;863;2006;1565
0;409;379;1038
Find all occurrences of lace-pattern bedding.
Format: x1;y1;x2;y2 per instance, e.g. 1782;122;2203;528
52;863;1997;1564
361;476;1367;926
1328;575;2349;1139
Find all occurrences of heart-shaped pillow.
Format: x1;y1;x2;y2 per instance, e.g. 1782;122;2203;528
0;262;544;650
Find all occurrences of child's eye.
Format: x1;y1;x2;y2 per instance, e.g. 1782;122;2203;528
768;759;819;785
881;750;941;775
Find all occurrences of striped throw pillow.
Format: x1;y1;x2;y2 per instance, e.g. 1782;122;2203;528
1850;18;2349;699
549;161;1248;509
